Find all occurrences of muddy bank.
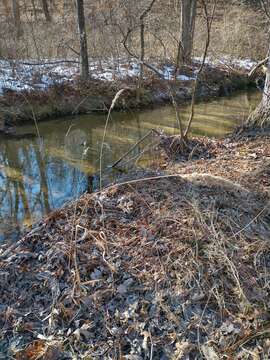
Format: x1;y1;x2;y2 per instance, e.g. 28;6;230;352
0;63;253;131
0;130;270;359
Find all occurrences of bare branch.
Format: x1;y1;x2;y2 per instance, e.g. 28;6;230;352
139;0;157;21
248;57;269;78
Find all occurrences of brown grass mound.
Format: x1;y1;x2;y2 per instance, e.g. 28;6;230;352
1;174;270;359
158;136;220;161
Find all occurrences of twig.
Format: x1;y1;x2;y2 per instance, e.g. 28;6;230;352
123;31;184;137
72;95;91;115
65;124;75;137
111;128;160;168
149;331;154;360
106;173;185;190
232;199;270;237
224;325;270;355
64;44;80;57
169;86;185;139
19;92;41;140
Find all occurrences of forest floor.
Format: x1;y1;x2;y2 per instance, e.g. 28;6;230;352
0;128;270;359
0;57;256;132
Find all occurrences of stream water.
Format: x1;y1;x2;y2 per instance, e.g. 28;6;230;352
0;90;261;242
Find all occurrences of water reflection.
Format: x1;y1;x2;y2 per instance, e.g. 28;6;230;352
0;90;261;242
0;139;87;241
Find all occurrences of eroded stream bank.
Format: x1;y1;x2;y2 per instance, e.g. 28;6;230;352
0;89;261;242
0;61;254;130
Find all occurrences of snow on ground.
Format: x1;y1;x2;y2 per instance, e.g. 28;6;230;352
0;58;142;94
0;56;257;95
0;59;80;94
163;65;196;81
194;55;257;71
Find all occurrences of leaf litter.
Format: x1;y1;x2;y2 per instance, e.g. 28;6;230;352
1;132;270;359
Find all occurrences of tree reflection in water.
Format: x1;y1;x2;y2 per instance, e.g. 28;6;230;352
0;89;260;242
0;134;88;242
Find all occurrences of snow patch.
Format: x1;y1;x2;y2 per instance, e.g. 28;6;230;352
194;56;257;71
0;55;256;95
0;59;79;94
162;65;195;81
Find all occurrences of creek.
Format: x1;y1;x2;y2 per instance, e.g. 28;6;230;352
0;89;260;242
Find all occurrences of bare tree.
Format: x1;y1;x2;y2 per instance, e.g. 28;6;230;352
3;0;11;17
12;0;23;38
178;0;197;65
30;0;38;21
246;1;270;127
184;0;216;138
139;0;156;82
41;0;52;22
247;45;270;127
76;0;89;79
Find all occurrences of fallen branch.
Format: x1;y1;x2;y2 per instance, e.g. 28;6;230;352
248;56;269;78
15;59;80;66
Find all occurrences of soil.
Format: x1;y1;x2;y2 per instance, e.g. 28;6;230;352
0;129;270;359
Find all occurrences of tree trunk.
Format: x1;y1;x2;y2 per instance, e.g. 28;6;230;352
3;0;11;17
179;0;197;64
76;0;89;79
247;44;270;127
12;0;23;39
41;0;52;22
139;19;145;84
138;0;156;83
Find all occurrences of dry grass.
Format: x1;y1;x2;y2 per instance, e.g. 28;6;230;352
1;132;270;358
164;131;270;193
194;4;268;60
0;2;268;62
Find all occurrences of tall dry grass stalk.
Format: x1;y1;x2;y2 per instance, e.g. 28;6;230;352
99;88;126;189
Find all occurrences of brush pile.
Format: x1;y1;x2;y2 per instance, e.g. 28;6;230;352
1;168;270;359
